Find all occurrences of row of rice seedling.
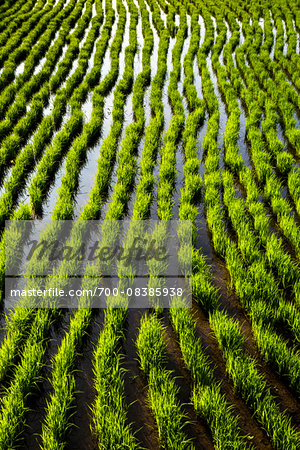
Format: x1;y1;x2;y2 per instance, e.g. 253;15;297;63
0;0;90;174
136;313;193;449
21;0;151;447
0;0;99;224
166;4;176;37
164;3;254;447
156;9;186;220
179;6;204;219
92;306;140;448
155;0;168;15
0;0;118;382
0;0;39;39
219;2;300;258
261;99;295;176
0;0;85;124
189;2;300;446
282;0;300;61
0;0;61;88
89;0;171;445
202;0;300;395
144;0;165;34
131;0;165;220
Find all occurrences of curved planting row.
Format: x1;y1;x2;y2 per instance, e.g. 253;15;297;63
134;6;199;448
172;3;251;448
0;0;85;127
38;0;169;447
0;0;125;382
0;0;118;386
0;0;99;227
0;0;62;88
189;1;300;448
0;0;148;448
0;0;90;177
212;0;300;345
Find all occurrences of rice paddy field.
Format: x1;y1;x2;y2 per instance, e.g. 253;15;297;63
0;0;300;448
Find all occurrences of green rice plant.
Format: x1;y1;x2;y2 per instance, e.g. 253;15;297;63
136;313;193;449
0;309;52;450
0;0;110;401
0;0;93;186
0;0;37;32
188;2;300;442
252;320;300;395
41;0;155;447
0;0;85;124
29;111;83;214
170;298;250;449
210;310;300;450
0;0;62;88
92;316;140;449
